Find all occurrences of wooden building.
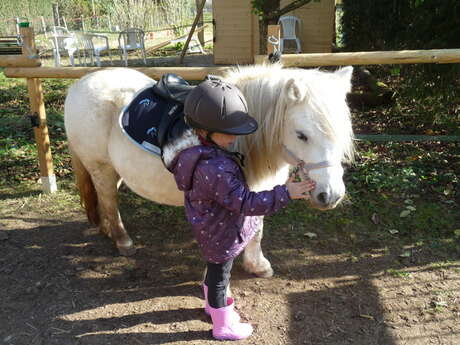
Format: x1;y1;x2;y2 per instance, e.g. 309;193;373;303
212;0;336;64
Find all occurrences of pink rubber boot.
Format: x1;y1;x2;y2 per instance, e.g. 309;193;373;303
203;284;211;315
209;299;253;341
203;285;240;322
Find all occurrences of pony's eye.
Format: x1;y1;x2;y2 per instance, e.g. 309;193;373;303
296;131;308;142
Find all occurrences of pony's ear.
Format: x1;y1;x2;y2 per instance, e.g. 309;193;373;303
285;78;307;103
334;66;353;93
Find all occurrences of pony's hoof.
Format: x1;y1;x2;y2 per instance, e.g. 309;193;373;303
118;245;136;256
254;267;274;278
243;260;274;278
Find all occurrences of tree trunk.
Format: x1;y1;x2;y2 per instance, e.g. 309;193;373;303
258;0;279;55
259;20;268;55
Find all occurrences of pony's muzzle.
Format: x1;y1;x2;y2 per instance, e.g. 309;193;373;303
311;189;343;210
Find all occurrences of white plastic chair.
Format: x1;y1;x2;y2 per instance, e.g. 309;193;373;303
52;26;70;36
75;32;94;66
48;26;80;66
278;15;301;54
76;33;113;67
89;33;113;66
118;28;147;66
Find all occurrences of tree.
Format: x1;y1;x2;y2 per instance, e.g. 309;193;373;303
251;0;319;54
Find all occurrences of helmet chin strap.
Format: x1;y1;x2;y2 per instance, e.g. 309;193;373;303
282;145;339;180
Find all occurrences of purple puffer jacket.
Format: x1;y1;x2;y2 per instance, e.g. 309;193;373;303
169;144;291;263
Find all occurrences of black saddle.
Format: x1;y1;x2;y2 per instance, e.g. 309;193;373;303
152;73;196;103
120;73;196;160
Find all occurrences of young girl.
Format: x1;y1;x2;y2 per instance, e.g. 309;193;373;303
168;78;315;340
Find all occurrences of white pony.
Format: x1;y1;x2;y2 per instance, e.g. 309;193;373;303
64;64;354;278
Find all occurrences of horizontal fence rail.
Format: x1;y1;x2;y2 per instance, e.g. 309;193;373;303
355;134;460;142
255;49;460;66
0;55;41;67
4;66;232;80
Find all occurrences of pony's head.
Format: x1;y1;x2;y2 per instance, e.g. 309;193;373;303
226;64;354;210
280;67;354;209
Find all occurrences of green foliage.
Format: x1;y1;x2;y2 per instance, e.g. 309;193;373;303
340;0;460;84
250;0;265;17
341;0;460;51
174;41;185;51
386;268;412;278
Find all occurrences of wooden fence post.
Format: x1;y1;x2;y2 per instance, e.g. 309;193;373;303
20;26;57;193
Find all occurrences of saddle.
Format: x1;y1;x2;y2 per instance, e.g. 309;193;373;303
119;73;195;159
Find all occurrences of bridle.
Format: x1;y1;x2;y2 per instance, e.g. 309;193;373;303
282;145;339;180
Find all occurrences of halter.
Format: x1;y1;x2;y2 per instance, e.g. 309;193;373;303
282;145;339;180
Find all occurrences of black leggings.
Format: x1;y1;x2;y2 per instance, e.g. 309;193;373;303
205;259;234;308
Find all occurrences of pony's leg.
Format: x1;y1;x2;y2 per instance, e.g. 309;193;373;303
90;164;135;256
242;217;273;278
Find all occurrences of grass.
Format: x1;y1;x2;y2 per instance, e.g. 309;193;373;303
386;268;412;278
0;64;459;262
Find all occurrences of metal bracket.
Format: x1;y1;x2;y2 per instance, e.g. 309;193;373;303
29;112;40;128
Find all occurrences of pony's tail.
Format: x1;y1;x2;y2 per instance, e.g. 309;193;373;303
70;147;100;226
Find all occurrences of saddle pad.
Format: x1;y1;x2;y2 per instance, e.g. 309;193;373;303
119;86;189;158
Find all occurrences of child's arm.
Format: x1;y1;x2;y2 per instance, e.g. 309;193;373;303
198;165;314;217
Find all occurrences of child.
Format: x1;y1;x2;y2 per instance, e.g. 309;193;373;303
168;78;315;340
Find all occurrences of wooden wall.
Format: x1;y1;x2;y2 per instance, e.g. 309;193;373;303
212;0;255;65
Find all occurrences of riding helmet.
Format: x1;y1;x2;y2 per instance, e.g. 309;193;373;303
184;77;258;135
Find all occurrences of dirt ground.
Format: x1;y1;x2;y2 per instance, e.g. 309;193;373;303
1;193;459;345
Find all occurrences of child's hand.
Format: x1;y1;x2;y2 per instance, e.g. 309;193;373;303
286;174;316;200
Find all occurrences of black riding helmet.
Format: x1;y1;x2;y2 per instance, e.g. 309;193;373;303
184;77;258;135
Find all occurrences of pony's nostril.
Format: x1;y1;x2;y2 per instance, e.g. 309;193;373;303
318;192;328;204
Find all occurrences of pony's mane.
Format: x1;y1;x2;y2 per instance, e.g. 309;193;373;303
223;64;354;186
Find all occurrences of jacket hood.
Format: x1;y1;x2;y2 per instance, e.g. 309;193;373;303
162;129;201;168
168;142;217;192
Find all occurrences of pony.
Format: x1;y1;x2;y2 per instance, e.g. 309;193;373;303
64;63;354;278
